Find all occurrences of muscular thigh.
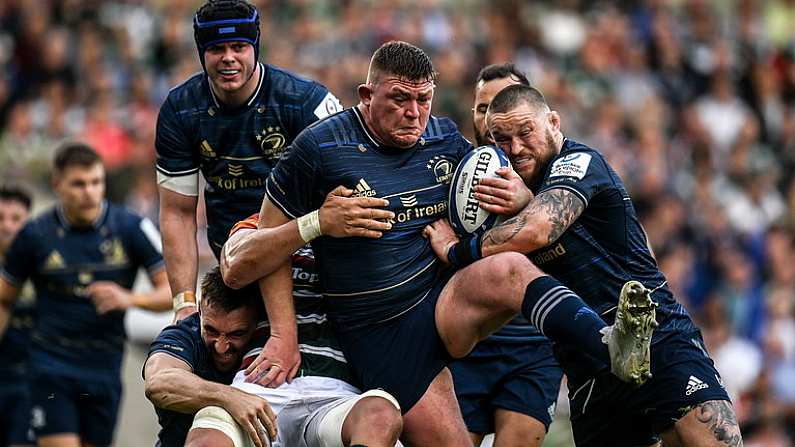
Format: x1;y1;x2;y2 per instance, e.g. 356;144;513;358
401;368;472;447
435;253;541;358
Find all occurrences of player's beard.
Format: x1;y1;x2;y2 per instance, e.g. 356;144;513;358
473;121;490;147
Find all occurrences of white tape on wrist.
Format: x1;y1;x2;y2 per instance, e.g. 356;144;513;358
297;210;322;243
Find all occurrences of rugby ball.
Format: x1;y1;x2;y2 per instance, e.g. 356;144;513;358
448;145;511;235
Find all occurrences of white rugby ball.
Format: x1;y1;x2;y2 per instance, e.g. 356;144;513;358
448;145;511;235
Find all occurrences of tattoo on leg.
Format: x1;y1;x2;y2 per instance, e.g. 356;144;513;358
693;400;743;446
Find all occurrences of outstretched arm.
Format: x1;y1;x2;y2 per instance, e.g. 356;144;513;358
221;185;393;289
144;352;276;447
159;187;200;320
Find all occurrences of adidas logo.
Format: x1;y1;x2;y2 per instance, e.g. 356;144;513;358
43;250;65;270
685;375;709;396
352;178;377;197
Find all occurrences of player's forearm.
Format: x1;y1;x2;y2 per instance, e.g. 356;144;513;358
221;222;304;289
160;210;199;294
257;262;298;339
481;210;549;257
145;368;236;414
130;282;172;312
0;279;20;341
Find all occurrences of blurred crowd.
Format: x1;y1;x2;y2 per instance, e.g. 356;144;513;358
1;0;795;444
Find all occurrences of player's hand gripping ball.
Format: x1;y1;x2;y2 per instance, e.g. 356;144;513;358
448;145;511;236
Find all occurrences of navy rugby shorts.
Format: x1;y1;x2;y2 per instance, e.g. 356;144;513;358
451;339;562;433
0;382;35;445
30;372;121;446
332;272;454;412
568;329;731;447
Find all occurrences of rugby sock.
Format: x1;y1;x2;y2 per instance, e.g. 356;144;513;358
522;275;610;363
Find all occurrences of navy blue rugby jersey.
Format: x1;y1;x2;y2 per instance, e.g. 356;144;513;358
0;282;35;381
528;139;695;341
147;313;235;447
1;203;164;378
155;63;342;254
267;107;472;328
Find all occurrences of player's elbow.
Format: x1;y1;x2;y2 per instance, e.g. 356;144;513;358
513;224;550;253
144;372;167;405
220;256;253;289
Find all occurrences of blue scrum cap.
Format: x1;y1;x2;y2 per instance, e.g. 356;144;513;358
193;0;260;69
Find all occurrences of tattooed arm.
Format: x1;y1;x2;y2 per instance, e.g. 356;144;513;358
481;187;584;256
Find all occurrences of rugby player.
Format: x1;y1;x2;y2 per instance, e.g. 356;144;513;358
0;142;170;447
144;267;270;447
253;41;653;445
426;84;743;446
450;64;563;447
156;0;343;321
0;187;35;447
151;220;402;447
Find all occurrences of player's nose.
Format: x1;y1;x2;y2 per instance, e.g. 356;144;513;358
214;337;231;354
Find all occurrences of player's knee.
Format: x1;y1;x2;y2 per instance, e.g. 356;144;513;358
496;423;546;447
486;252;538;291
348;393;403;438
188;406;244;447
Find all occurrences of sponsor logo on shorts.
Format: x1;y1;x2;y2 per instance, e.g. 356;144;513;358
352;178;377;197
685;375;709;396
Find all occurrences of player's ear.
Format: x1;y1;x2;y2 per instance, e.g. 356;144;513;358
358;83;374;106
548;111;561;132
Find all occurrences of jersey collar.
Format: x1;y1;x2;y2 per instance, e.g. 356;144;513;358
352;106;383;148
207;62;266;110
56;200;108;231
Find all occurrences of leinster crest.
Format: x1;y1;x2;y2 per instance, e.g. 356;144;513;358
256;126;286;159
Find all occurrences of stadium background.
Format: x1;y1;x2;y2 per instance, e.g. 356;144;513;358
1;0;795;445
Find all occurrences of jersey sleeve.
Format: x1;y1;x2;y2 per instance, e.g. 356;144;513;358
126;213;166;273
147;320;201;373
265;130;323;219
300;83;343;129
0;223;37;286
155;96;199;196
229;214;260;236
537;151;612;207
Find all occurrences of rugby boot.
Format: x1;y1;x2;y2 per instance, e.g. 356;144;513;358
600;280;658;386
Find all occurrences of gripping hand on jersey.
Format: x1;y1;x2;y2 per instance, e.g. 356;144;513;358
423;219;460;264
245;331;301;388
473;167;533;216
319;185;395;238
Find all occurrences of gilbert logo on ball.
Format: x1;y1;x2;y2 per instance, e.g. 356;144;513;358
448;145;511;235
